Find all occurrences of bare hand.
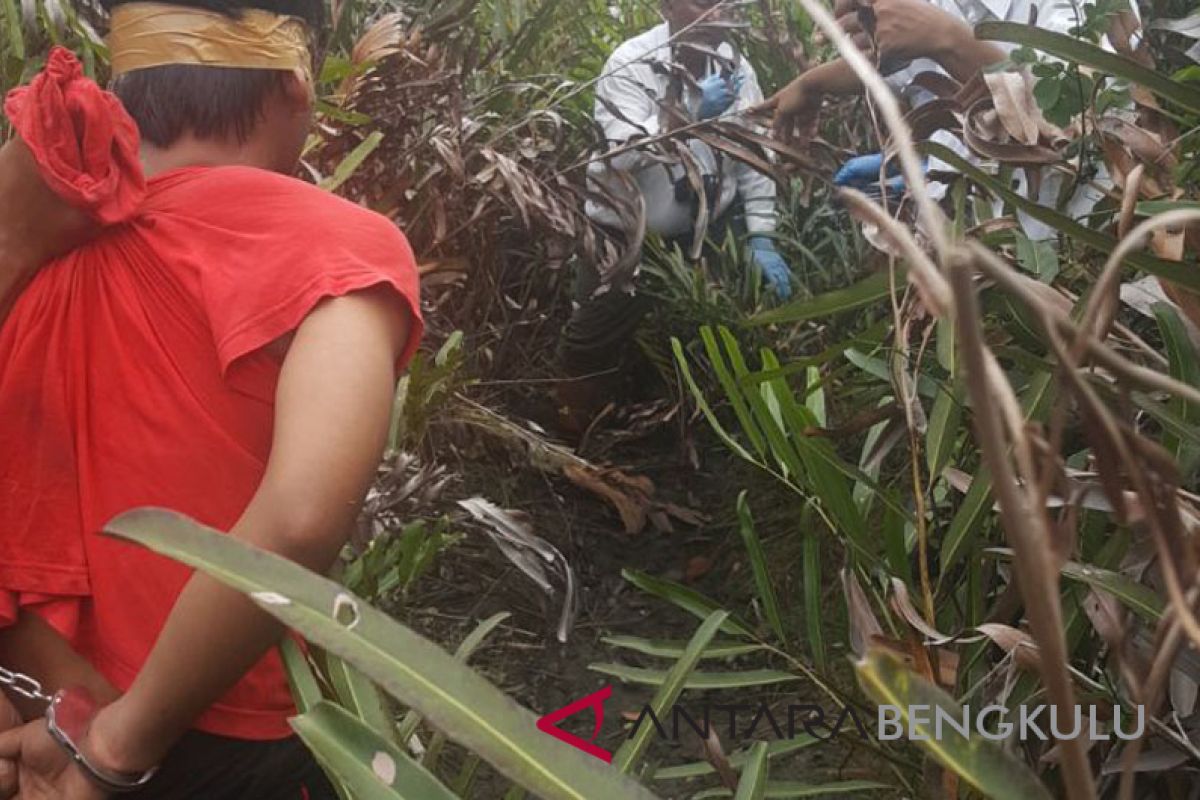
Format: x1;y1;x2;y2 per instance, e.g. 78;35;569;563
0;694;20;798
836;0;968;64
0;720;108;800
766;76;822;148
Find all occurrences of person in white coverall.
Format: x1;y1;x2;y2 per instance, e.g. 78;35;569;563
560;0;792;393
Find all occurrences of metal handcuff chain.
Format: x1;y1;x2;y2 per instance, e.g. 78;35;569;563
0;665;52;705
1;666;157;793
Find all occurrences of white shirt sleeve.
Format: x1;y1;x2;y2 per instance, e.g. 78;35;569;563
730;61;778;235
593;50;666;173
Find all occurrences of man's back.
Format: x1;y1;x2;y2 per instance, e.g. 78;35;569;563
0;165;421;739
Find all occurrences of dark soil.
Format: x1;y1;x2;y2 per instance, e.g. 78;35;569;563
389;390;905;799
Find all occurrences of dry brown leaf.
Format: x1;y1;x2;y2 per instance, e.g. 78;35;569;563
562;463;648;534
842;569;883;658
889;577;955;645
977;622;1042;671
685;555;714;583
984;71;1040;145
1081;589;1125;651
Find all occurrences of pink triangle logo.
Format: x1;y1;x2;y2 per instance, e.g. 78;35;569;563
535;685;614;763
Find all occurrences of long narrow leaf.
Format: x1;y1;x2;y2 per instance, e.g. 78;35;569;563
736;493;787;644
327;653;398;746
733;742;769;800
397;612;511;747
613;611;729;772
749;269;896;326
602;636;765;660
855;649;1053;800
702;327;768;459
985;548;1163;621
1153;303;1200;470
104;509;659;800
801;520;826;673
623;569;754;637
589;664;800;690
693;780;890;799
291;701;458;800
320;131;385;192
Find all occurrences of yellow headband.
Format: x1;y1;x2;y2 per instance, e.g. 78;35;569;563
107;3;311;78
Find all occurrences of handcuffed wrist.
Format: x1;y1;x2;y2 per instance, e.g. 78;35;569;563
47;688;158;793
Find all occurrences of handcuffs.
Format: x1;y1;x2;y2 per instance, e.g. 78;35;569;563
45;687;158;793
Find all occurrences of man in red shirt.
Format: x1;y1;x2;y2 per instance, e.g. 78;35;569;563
0;1;422;797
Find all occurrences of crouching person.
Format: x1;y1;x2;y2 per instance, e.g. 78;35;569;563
0;2;423;798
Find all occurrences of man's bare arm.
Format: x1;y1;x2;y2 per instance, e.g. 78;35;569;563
82;287;411;773
835;0;1006;83
0;614;118;720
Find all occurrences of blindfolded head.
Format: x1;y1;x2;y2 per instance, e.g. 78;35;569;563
103;0;324;172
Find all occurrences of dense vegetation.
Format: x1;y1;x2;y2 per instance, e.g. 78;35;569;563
5;0;1200;797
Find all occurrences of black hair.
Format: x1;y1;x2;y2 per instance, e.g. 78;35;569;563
101;0;325;147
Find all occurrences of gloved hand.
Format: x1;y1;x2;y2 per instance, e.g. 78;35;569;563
834;152;912;200
749;236;792;299
698;72;745;120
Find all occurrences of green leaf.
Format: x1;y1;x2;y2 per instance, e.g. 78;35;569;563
693;780;891;799
652;737;820;781
855;649;1054;800
977;21;1200;114
613;611;729;773
1014;233;1059;283
1137;200;1200;216
923;142;1200;291
939;368;1055;580
1131;391;1200;450
320;131;385;192
326;653;398;746
986;548;1163;621
939;469;994;594
673;337;761;465
801;515;826;673
589;664;801;690
2;0;23;60
1153;302;1200;468
281;638;324;713
315;99;374;127
804;366;826;426
736;493;787;644
925;383;963;479
844;350;939;398
751;350;873;560
622;568;754;637
291;701;458;800
749;269;896;326
701;327;769;460
103;509;659;800
602;636;765;660
733;742;769;800
397;612;512;748
1031;75;1062;111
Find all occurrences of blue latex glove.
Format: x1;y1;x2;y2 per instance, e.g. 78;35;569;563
833;152;901;188
749;237;792;299
698;72;745;120
834;152;919;201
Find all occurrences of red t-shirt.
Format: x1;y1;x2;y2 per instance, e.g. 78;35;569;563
0;165;423;739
